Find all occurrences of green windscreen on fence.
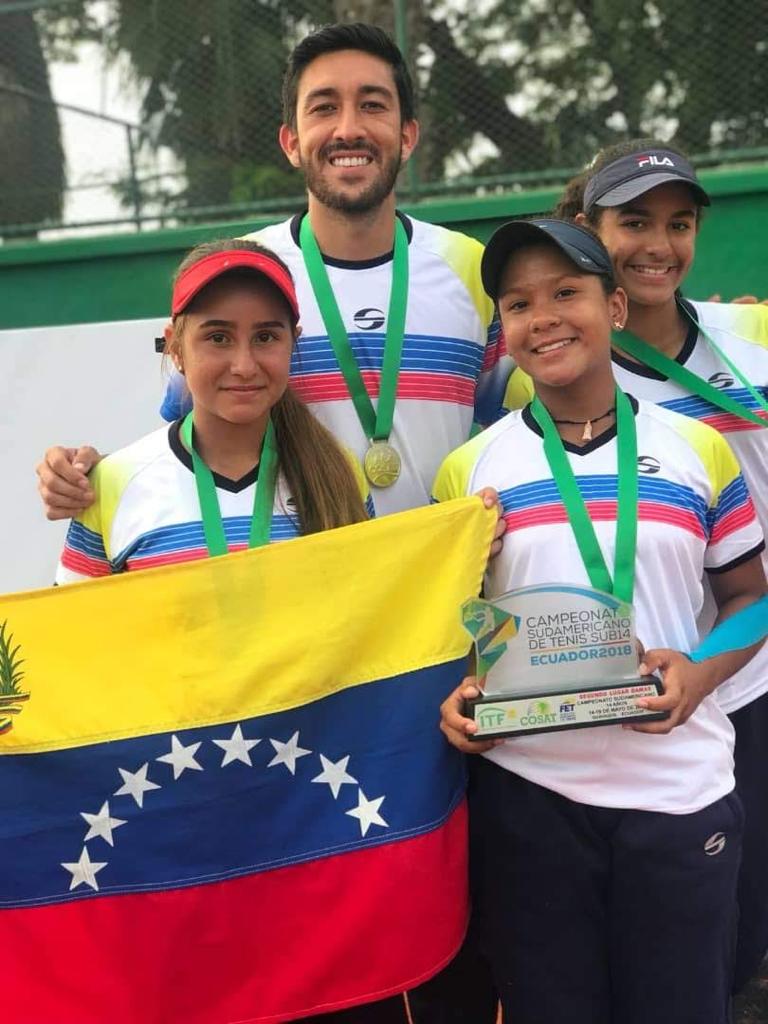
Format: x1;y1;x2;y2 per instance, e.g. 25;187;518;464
1;0;767;241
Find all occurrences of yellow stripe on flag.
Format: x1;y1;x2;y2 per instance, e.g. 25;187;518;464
0;498;494;753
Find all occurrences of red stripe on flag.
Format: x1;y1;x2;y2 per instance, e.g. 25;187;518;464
4;802;468;1024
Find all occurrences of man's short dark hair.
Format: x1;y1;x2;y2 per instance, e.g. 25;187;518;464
281;23;416;127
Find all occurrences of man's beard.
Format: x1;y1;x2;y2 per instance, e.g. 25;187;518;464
302;144;402;215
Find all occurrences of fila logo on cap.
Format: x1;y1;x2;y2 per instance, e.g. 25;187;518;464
637;155;675;168
704;832;727;856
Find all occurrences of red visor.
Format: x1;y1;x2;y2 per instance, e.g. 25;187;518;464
172;250;300;321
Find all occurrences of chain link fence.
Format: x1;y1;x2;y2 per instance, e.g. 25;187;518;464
2;0;767;240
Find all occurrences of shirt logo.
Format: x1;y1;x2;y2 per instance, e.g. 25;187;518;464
637;456;661;474
637;155;675;168
708;371;735;390
704;832;727;856
353;308;386;331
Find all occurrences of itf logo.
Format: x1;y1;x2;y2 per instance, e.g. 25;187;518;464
476;706;515;730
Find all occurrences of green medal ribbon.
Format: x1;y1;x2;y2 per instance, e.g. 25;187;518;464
530;387;638;603
180;413;278;557
299;215;409;444
612;306;768;429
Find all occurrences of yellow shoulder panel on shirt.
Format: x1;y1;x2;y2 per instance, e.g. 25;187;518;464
432;426;501;503
432;227;495;330
731;303;768;350
697;301;768;351
77;452;149;561
665;412;742;505
503;367;535;412
344;449;370;505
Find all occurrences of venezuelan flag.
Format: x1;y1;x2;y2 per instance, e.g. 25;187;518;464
0;498;494;1024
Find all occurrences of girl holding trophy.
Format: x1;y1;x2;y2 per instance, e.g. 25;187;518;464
435;219;766;1024
551;140;768;995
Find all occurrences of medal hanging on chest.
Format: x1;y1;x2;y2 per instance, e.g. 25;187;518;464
300;216;409;488
181;413;278;556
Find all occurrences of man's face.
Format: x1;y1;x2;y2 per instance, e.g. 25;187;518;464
279;49;419;215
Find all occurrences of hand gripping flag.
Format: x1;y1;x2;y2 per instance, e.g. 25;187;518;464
0;498;495;1024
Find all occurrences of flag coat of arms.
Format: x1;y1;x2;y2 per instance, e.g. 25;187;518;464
0;498;493;1024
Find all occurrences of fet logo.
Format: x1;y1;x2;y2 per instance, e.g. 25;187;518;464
708;371;735;390
353;307;386;331
637;455;661;474
636;155;675;168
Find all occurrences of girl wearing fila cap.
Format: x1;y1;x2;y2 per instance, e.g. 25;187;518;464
435;218;766;1024
549;139;768;994
56;237;370;579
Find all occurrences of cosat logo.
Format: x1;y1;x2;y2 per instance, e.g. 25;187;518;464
708;372;735;390
637;155;675;168
0;619;30;735
353;307;386;331
520;700;556;727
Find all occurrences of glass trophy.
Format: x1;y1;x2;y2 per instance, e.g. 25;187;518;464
462;584;668;739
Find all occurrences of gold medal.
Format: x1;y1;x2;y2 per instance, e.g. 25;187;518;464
364;441;401;488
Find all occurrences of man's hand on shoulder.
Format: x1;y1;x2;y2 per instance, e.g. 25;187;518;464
36;446;102;520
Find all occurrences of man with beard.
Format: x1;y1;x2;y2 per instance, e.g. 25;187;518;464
36;24;502;1022
39;23;507;520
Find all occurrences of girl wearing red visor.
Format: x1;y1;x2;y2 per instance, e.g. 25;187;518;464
56;239;370;584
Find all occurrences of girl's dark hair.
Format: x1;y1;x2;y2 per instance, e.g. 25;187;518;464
554;138;697;227
281;22;416;127
166;238;368;535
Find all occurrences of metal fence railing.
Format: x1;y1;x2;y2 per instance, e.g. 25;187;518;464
2;0;767;240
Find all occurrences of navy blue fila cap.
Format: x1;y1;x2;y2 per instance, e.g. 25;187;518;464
583;149;710;213
480;218;613;300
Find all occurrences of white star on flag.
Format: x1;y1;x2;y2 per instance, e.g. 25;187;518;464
61;846;108;892
81;801;127;846
114;763;161;808
212;724;261;767
267;731;312;775
311;754;357;799
346;789;388;837
156;734;204;780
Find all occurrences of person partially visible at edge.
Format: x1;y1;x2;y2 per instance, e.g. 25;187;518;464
56;238;371;589
37;22;509;524
503;139;768;995
435;218;767;1024
46;23;505;1023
